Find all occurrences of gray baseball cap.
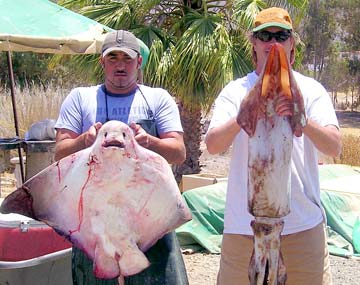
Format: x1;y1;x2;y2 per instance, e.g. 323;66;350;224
102;30;140;58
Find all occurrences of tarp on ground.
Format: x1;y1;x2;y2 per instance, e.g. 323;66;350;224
176;164;360;257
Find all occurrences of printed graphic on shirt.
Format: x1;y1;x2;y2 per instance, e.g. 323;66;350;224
96;97;150;124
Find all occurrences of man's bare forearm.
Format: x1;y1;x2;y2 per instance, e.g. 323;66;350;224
303;119;342;157
205;118;241;155
148;136;186;164
55;133;86;161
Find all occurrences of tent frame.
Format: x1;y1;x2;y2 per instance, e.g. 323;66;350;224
6;51;25;183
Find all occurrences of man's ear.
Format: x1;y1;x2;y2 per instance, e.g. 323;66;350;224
290;49;295;65
290;44;295;65
290;38;296;66
137;55;143;69
99;57;104;68
252;47;257;66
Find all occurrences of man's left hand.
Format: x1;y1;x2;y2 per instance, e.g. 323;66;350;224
130;122;151;148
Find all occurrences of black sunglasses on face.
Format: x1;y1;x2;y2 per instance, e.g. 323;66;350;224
254;30;292;43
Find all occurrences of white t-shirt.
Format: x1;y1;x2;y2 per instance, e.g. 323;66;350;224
55;84;183;135
207;71;339;235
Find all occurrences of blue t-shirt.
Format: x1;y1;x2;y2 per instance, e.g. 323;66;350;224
55;84;183;135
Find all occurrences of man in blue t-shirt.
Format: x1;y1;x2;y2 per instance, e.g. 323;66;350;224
55;30;188;285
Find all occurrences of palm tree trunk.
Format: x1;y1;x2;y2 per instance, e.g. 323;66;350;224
172;101;202;183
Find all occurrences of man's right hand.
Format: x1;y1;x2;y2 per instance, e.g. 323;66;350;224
84;122;102;148
55;122;103;161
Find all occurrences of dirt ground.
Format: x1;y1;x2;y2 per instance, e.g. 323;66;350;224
182;251;360;285
182;110;360;285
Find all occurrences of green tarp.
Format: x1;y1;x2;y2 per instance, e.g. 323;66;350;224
176;164;360;258
320;165;360;257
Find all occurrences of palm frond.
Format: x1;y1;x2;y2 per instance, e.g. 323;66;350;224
167;15;233;110
144;39;174;88
265;0;309;26
232;0;266;31
80;3;134;29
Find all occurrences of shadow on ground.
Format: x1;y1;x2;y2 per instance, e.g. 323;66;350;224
336;110;360;129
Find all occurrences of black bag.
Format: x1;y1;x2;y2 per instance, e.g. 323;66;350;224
136;118;158;138
136;87;159;138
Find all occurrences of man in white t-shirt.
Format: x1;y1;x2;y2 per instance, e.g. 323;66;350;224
205;7;342;285
55;30;188;284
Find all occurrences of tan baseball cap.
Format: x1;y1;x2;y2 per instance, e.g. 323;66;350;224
253;7;293;32
102;30;140;58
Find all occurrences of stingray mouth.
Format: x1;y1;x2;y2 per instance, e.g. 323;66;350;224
102;139;125;148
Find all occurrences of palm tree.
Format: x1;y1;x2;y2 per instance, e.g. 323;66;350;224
60;0;308;182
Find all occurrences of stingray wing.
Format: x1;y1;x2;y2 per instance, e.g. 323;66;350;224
0;148;92;236
0;120;192;280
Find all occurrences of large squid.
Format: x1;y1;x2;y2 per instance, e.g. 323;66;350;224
237;43;306;284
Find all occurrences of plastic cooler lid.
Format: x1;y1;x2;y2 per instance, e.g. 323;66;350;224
0;198;46;227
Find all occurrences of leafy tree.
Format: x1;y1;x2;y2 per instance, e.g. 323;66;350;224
339;0;360;52
0;51;94;90
0;53;51;88
301;0;360;111
340;0;360;110
321;50;349;107
60;0;308;181
347;58;360;111
300;0;337;81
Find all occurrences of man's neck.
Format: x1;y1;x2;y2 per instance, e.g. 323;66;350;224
104;81;138;95
103;85;138;97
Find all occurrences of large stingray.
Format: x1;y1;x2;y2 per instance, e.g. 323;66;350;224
237;43;306;284
0;120;192;282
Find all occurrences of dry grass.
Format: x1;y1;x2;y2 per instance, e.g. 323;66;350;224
335;131;360;166
0;84;69;138
318;128;360;166
336;108;360;166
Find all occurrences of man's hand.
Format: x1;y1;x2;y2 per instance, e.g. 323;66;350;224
55;122;102;161
129;122;150;148
84;122;102;148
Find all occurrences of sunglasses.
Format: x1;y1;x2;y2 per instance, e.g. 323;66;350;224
254;30;292;43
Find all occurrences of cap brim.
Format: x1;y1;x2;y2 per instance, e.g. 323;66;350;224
102;47;138;58
253;22;292;32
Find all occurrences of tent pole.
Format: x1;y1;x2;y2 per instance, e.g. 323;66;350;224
6;51;25;184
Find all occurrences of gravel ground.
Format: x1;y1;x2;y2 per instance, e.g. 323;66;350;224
182;252;360;285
